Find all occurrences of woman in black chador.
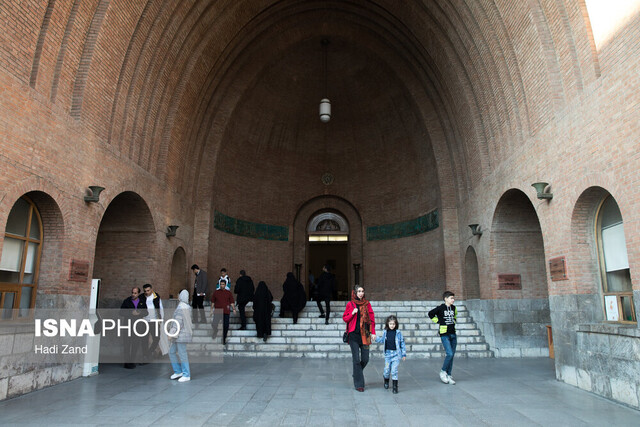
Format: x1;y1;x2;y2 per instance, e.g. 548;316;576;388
279;272;307;324
253;281;273;342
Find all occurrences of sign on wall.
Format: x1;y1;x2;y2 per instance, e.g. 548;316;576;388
498;274;521;290
604;295;619;321
549;256;568;281
69;259;90;282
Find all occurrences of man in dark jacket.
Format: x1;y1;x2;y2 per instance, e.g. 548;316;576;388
316;265;336;325
191;264;208;323
234;270;254;330
120;287;148;369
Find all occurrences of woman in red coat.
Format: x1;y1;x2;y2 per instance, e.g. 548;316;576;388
343;285;376;392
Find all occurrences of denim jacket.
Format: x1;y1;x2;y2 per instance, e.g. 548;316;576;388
374;329;407;358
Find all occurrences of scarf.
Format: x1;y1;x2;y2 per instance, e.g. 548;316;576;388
351;290;371;345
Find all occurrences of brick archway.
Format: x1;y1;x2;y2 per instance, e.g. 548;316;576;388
293;196;362;296
93;191;156;308
464;245;481;300
169;246;187;300
490;189;548;300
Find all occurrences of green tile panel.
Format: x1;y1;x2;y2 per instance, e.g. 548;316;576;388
214;211;289;241
366;210;439;241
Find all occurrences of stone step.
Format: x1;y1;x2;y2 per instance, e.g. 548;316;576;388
185;350;495;359
193;322;480;333
185;300;493;359
187;342;490;352
190;335;486;345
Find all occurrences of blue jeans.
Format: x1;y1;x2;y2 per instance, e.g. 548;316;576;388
440;334;457;375
169;342;190;378
383;349;401;380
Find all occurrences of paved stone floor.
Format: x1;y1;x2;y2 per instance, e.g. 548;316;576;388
1;357;638;426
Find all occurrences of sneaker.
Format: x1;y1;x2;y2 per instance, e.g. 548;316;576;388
178;376;191;382
439;370;449;384
170;373;182;380
447;374;456;385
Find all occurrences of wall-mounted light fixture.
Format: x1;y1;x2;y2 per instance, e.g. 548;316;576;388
532;182;553;200
468;224;483;236
84;186;105;203
319;39;331;123
166;225;179;237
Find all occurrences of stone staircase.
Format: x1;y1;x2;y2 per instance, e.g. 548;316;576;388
187;301;494;358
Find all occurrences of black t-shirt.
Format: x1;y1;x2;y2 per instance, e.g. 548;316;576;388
385;329;397;351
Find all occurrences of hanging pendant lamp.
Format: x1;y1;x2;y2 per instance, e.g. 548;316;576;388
319;39;331;123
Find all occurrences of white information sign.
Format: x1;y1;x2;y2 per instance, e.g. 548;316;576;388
604;295;619;321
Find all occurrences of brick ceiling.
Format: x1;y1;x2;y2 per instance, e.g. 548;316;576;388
17;0;595;204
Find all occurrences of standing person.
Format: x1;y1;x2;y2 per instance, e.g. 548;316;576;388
253;281;273;342
119;287;148;369
279;272;307;324
308;269;316;301
342;286;376;392
218;268;230;290
142;283;164;359
168;289;193;382
191;264;208;323
374;315;407;394
234;270;254;330
316;265;336;324
211;279;236;344
428;291;458;385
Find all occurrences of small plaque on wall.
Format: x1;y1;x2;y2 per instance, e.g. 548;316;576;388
69;259;90;282
498;274;521;290
549;256;568;281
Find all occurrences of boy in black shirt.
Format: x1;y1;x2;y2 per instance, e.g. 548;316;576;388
428;291;457;384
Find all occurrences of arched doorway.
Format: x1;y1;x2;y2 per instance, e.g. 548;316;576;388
292;196;363;300
169;247;187;300
464;246;480;299
307;212;350;300
93;192;156;308
486;189;551;357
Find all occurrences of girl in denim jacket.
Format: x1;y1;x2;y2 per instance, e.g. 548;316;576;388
374;315;407;393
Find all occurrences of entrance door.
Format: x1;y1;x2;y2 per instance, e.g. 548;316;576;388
308;242;349;300
307;211;350;300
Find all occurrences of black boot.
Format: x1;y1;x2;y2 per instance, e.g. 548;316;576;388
384;377;389;389
392;380;398;394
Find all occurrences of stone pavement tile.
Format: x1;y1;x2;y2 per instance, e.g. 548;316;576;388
307;409;333;426
469;407;542;427
280;408;309;425
513;403;595;426
250;413;286;426
221;400;249;412
1;358;639;426
241;401;269;415
332;408;355;422
202;409;240;426
44;402;112;418
408;414;464;427
251;385;279;401
356;412;381;425
451;413;493;426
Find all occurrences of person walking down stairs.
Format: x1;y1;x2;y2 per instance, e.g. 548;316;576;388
211;279;236;345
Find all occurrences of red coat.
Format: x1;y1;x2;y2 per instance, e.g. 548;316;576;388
342;301;376;335
211;289;235;314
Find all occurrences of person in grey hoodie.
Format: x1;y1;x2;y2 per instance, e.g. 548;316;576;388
168;289;193;382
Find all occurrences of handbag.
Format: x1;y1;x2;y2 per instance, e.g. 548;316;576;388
342;302;350;343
